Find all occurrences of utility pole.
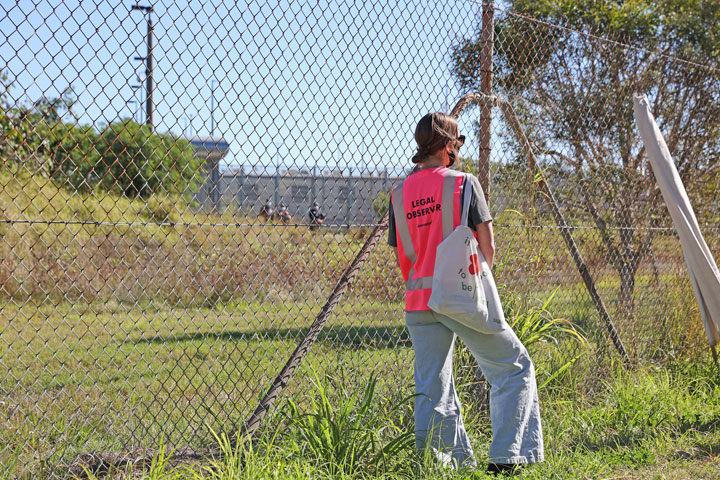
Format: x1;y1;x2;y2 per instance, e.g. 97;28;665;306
478;0;494;203
131;4;154;133
210;79;216;136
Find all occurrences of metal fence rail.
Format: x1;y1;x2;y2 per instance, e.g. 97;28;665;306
1;0;719;477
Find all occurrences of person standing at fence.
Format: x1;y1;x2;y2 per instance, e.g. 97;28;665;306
308;201;325;230
388;112;543;474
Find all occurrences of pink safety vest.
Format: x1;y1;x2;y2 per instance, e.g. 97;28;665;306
391;167;466;311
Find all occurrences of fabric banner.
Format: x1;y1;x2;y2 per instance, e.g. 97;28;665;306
633;93;720;347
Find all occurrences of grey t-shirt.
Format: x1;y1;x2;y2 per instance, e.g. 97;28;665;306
387;173;492;247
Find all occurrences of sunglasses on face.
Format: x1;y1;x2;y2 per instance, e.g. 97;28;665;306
455;135;465;147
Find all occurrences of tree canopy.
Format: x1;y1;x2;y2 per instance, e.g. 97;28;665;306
451;0;720;309
1;80;203;198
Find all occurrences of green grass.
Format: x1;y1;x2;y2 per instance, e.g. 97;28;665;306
2;169;718;478
69;362;720;480
0;297;412;477
4;292;718;478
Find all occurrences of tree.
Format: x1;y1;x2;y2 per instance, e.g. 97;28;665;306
456;156;476;175
452;0;720;312
2;84;202;198
33;86;75;123
1;84;78;168
47;122;101;190
0;71;32;164
97;120;202;197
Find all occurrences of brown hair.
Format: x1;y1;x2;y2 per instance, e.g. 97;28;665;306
411;112;458;163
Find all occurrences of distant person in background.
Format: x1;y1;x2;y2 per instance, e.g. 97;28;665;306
277;202;291;223
388;112;543;475
260;199;274;222
308;201;325;230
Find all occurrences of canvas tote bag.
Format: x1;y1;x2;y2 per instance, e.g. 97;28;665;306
427;176;507;333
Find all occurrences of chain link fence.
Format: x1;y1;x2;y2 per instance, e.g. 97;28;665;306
1;0;718;477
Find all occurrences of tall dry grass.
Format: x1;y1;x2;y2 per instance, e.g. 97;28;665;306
0;168;403;307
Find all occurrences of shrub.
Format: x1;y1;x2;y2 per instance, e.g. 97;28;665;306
47;121;101;191
96;120;202;197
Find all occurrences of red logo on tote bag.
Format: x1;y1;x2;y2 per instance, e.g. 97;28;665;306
468;254;480;275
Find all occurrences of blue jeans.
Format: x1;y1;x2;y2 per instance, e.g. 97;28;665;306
406;310;544;467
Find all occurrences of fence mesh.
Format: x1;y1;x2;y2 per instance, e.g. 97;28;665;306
1;0;718;476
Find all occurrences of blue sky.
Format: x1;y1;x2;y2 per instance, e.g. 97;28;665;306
1;0;495;176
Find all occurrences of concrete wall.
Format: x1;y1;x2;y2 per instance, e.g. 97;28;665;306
193;172;403;225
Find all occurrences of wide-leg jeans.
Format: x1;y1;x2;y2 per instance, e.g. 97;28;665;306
406;310;544;468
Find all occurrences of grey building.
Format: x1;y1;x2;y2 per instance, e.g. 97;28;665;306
194;169;402;225
185;136;402;224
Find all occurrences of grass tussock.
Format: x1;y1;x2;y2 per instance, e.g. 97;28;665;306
281;374;415;477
